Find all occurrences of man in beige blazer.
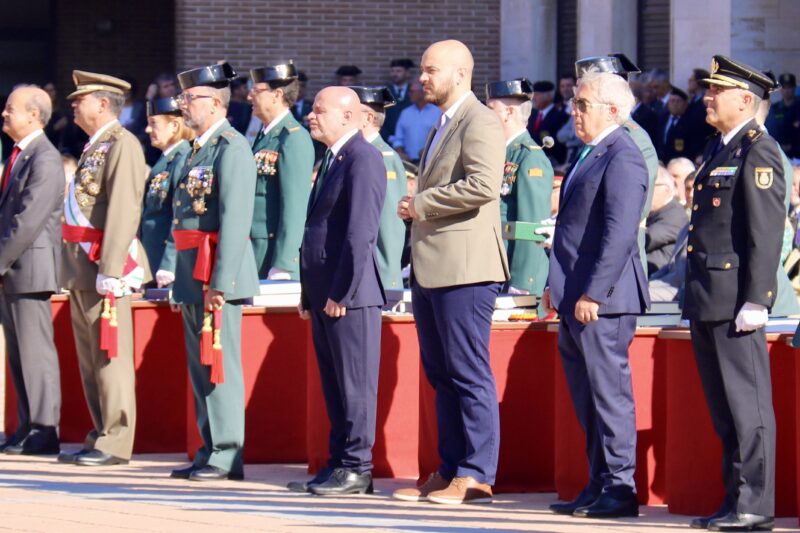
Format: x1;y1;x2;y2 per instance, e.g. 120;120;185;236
393;40;509;505
59;71;150;466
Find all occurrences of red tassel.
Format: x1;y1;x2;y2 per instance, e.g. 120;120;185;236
99;294;118;359
200;311;213;365
210;309;224;384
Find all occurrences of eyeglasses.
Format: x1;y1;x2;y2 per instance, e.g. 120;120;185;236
571;98;611;113
176;93;214;104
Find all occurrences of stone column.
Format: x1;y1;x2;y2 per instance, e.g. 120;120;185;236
576;0;637;60
671;0;731;91
500;0;557;82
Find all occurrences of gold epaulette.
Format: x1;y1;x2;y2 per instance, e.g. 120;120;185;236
382;150;394;157
221;130;236;140
287;126;300;133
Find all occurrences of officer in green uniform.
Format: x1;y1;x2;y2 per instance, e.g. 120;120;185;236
485;79;553;299
247;60;314;280
576;54;659;275
351;86;407;290
140;96;192;284
169;62;259;481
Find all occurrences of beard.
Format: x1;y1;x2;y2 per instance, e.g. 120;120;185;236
425;78;455;107
182;108;205;131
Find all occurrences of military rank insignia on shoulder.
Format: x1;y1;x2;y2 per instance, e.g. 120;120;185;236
525;144;542;151
148;171;170;201
528;167;544;177
382;151;394;157
386;171;397;180
187;166;214;214
287;126;300;133
221;130;237;140
754;167;774;190
254;149;279;175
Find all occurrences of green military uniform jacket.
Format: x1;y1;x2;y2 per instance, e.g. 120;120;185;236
370;134;408;289
250;111;314;279
624;118;659;275
170;120;259;304
500;131;553;295
62;120;151;288
140;140;191;274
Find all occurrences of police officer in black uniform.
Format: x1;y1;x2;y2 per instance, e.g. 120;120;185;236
683;55;784;532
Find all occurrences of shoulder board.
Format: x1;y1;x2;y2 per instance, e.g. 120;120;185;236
221;130;237;140
287;126;301;133
624;120;639;130
382;150;394;157
524;144;542;151
740;128;766;154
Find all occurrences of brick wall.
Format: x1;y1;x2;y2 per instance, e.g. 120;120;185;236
54;0;175;100
175;0;501;98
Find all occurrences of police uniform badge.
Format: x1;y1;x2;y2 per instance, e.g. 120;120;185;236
187;166;214;214
674;138;684;152
501;162;519;196
754;167;773;190
147;171;170;201
254;149;279;175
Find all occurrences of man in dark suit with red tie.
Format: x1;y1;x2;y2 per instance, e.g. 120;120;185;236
0;85;65;455
528;80;570;165
290;86;386;496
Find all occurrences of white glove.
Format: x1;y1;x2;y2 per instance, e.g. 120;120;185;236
267;267;292;280
507;285;530;295
155;270;175;288
96;274;123;296
734;302;769;332
534;216;557;247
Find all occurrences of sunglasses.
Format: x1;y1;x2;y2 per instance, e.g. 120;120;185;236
571;98;611;113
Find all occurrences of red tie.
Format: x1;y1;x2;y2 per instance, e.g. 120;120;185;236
1;146;21;193
532;112;543;134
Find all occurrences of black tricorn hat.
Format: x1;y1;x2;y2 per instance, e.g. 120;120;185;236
390;58;414;69
146;96;182;117
485;78;534;100
700;55;776;98
351;86;396;108
670;86;688;101
779;72;796;87
250;60;298;85
532;80;555;92
336;65;362;77
575;54;640;79
177;62;237;90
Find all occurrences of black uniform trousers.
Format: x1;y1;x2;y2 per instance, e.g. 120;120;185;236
689;320;775;517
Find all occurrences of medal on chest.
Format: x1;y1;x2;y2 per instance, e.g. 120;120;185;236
254;149;279;175
186;166;214;214
148;171;170;200
74;142;112;205
501;162;519;196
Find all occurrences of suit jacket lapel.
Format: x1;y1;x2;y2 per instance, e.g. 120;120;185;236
419;93;476;189
559;130;619;211
696;120;754;182
0;134;43;207
308;133;357;214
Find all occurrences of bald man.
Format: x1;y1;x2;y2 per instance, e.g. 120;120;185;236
289;86;387;496
0;85;64;455
394;40;508;505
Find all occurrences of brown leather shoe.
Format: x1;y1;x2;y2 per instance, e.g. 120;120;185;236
393;472;451;502
428;476;493;505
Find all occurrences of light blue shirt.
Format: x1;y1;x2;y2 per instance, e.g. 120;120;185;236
392;103;441;161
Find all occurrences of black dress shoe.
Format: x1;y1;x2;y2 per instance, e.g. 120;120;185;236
170;465;197;479
574;491;639;518
5;429;60;456
188;465;244;481
309;468;373;496
57;449;92;464
75;449;129;466
691;503;736;529
287;466;334;493
708;512;774;531
0;433;25;452
549;487;601;515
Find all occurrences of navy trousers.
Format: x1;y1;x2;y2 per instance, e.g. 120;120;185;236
412;281;501;485
310;305;381;474
557;313;638;494
690;320;775;517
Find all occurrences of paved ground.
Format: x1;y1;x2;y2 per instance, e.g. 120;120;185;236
0;447;798;532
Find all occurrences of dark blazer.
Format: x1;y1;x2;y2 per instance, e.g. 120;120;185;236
549;126;650;315
645;198;689;275
300;132;386;310
683;120;785;321
0;133;65;293
631;103;659;148
657;113;695;163
527;106;570;164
